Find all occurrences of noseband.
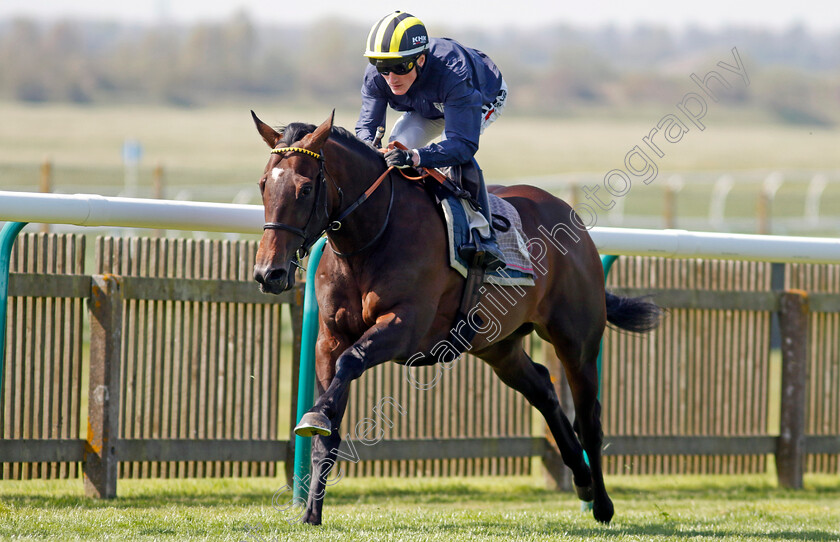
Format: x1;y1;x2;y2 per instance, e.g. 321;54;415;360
262;145;395;261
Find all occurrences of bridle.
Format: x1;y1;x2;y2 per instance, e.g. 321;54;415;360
262;147;335;266
262;146;395;262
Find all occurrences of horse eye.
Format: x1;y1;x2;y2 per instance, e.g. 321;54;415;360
301;185;313;197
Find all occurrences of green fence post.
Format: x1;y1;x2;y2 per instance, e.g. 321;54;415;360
293;236;327;503
0;222;27;403
598;254;619;400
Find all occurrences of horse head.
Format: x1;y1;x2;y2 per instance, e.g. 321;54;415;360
252;110;335;294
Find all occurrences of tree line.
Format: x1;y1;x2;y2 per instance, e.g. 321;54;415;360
1;13;837;125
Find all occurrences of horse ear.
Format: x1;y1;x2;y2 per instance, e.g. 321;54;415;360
251;110;282;149
308;109;335;150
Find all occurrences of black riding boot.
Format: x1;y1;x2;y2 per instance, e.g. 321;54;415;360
460;160;505;272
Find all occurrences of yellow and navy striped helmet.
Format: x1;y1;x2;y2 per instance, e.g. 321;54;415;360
364;11;428;60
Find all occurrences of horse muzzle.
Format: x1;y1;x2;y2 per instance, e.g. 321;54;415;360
254;262;296;294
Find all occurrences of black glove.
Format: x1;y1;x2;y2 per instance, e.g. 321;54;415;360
384;148;414;169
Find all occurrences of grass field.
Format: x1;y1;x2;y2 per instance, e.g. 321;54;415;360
1;474;839;541
2;101;838;175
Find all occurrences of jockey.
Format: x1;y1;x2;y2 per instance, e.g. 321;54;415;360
355;11;507;271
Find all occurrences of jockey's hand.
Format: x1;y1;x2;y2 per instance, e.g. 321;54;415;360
384;148;416;169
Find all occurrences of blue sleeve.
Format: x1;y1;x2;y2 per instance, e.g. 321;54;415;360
355;71;387;143
415;80;482;168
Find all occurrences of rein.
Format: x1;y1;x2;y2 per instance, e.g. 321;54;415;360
328;165;396;258
326;162;447;257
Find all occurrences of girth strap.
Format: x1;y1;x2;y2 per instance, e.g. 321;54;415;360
447;264;486;356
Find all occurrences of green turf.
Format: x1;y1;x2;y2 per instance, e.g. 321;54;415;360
1;474;838;540
2;101;838;182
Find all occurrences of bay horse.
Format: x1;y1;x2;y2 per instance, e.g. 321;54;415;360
252;111;661;526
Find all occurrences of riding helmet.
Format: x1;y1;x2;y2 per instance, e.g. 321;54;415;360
364;11;428;61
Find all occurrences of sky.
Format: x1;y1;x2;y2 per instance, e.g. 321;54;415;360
0;0;838;32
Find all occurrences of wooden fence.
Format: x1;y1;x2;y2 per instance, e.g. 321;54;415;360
1;233;85;480
786;263;840;474
1;233;839;496
600;258;775;476
93;236;297;482
540;256;840;488
1;234;302;494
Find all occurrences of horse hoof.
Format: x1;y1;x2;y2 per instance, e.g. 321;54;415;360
295;412;332;437
301;510;322;525
593;497;614;524
575;484;594;502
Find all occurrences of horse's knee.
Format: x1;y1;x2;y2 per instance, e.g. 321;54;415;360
527;363;562;412
532;361;552;381
335;350;366;381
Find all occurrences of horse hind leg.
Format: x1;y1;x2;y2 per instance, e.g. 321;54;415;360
477;337;593;496
557;339;614;524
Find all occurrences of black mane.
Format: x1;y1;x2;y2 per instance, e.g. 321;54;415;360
279;122;381;160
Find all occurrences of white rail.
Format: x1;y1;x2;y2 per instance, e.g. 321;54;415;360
0;191;262;234
1;190;839;264
591;227;840;265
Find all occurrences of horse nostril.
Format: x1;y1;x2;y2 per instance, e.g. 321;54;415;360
254;265;289;290
254;266;267;284
255;265;284;284
265;268;287;284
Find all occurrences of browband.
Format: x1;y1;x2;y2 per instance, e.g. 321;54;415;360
271;147;322;160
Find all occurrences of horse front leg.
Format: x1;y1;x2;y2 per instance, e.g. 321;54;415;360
296;310;418;438
296;327;351;526
299;396;348;525
295;309;420;525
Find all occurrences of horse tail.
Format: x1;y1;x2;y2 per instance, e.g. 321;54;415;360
605;291;663;333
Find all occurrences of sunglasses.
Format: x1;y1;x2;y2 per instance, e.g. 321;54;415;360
371;58;416;76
